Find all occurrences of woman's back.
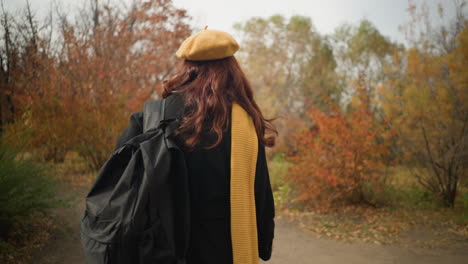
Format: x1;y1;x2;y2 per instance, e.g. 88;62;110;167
178;108;234;263
162;27;276;264
182;116;232;220
166;94;274;264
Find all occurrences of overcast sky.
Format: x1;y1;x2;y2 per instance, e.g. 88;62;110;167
3;0;463;45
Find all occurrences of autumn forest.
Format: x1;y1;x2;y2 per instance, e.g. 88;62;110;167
0;0;467;262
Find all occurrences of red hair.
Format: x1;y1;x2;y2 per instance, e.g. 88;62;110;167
162;56;277;149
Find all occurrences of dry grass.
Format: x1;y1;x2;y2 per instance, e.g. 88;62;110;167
275;165;468;249
1;151;93;264
0;212;56;264
52;152;96;188
279;205;467;250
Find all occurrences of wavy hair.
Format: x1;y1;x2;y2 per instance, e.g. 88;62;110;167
162;56;277;150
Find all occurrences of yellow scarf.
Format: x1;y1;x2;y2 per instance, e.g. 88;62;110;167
230;103;259;264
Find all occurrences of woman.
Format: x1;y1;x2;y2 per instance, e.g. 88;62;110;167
116;28;276;264
167;28;277;264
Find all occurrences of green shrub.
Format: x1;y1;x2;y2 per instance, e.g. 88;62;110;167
268;153;304;209
360;166;448;209
0;143;60;239
459;192;468;224
462;192;468;208
268;153;290;191
366;180;442;209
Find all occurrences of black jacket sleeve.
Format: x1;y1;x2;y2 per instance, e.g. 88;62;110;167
113;111;144;151
255;143;275;261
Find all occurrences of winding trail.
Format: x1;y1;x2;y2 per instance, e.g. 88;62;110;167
32;186;468;264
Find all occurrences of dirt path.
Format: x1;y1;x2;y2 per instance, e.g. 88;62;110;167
265;217;467;264
31;186;468;264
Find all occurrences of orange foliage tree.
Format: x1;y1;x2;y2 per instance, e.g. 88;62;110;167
380;1;467;207
287;78;395;209
3;0;191;169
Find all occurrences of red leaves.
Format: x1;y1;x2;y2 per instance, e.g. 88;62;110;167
286;87;395;210
4;0;191;168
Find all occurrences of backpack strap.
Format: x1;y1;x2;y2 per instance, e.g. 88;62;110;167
143;99;165;133
143;94;184;134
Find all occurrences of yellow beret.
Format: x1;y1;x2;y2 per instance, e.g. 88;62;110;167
176;27;240;61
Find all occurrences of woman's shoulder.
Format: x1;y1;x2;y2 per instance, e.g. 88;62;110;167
164;93;185;119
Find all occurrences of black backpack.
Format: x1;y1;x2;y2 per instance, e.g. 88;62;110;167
80;96;190;264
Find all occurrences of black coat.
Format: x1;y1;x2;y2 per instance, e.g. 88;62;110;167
114;94;275;263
